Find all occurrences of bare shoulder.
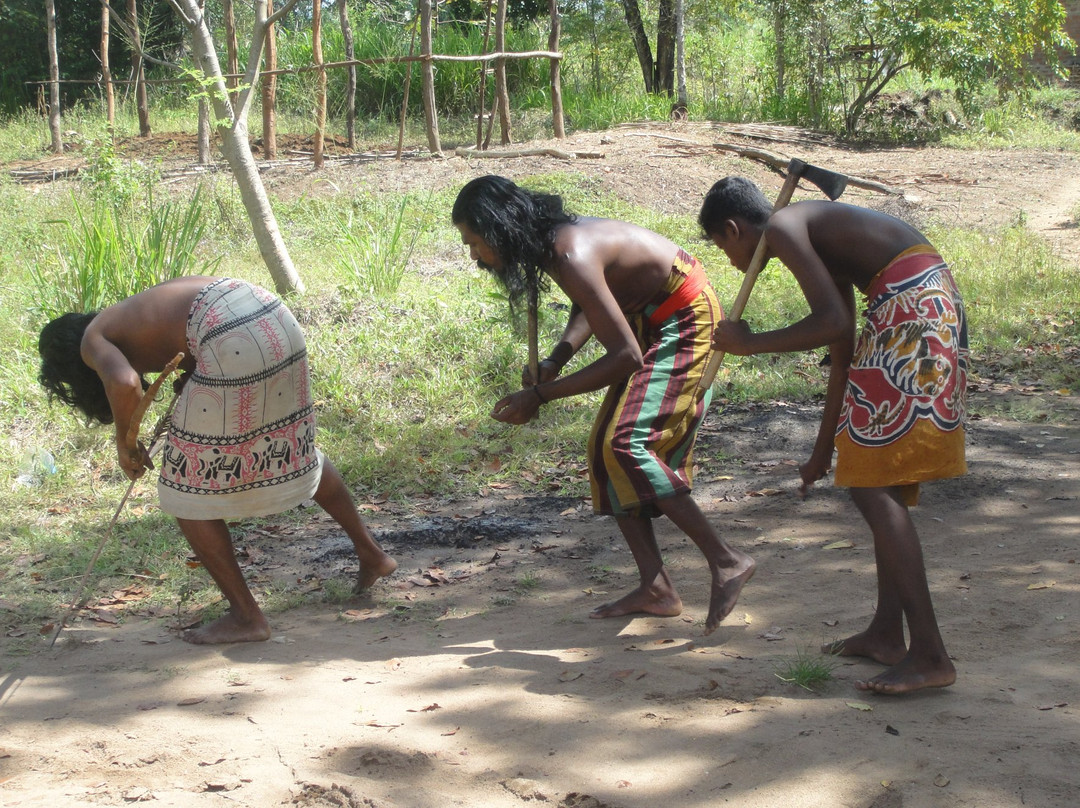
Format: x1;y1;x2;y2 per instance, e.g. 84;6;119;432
92;277;219;370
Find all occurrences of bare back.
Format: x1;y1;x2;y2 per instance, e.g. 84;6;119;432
774;201;930;292
550;218;680;313
85;276;217;375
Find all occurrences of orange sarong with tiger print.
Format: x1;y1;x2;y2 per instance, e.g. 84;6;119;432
834;245;968;504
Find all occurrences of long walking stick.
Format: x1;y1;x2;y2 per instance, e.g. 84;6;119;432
49;353;185;649
697;159;849;398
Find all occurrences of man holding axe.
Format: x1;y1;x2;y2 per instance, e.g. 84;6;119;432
38;277;398;644
453;175;755;635
700;173;967;694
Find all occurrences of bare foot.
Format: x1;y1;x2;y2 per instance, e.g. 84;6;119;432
704;554;756;635
855;652;956;695
589;585;683;620
355;553;398;592
182;611;271;645
822;631;906;666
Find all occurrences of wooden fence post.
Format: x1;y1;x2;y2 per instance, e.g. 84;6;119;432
419;0;442;156
548;0;564;138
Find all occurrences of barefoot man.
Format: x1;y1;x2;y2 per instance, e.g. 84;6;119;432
39;277;397;644
453;175;755;634
701;176;966;693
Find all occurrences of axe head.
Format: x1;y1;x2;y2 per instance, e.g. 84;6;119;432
789;158;848;201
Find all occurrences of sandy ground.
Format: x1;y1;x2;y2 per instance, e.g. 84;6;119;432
2;124;1080;807
1;403;1078;808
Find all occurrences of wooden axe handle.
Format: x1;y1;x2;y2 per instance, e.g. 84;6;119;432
527;290;540;385
698;163;805;394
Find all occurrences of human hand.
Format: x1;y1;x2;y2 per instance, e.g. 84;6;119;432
521;359;561;388
491;389;541;425
712;320;754;355
117;438;153;481
797;454;831;499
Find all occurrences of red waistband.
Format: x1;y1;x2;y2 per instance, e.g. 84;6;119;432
647;255;707;327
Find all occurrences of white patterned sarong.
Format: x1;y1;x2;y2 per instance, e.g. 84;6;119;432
157;279;322;519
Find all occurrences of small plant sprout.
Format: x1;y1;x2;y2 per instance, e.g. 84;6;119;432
774;646;841;692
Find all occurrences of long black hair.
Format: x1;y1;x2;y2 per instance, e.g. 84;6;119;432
698;176;773;237
38;312;118;426
452;175;576;309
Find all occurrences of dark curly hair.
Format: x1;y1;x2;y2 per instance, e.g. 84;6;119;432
452;175;576;310
698;176;773;238
38;312;121;426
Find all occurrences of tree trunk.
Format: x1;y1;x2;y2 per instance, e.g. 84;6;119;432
548;0;564;138
197;98;211;163
620;0;654;94
655;0;675;96
494;0;512;145
419;0;442;156
312;0;325;168
674;0;686;113
338;0;356;150
476;0;493;149
262;0;278;160
45;0;62;154
101;3;115;136
223;0;240;105
128;0;151;135
173;0;304;295
773;0;786;101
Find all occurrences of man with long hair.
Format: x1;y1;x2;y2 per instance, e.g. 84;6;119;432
453;175;755;634
39;277;397;644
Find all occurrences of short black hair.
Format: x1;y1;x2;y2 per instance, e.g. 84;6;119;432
452;175;576;308
38;312;115;425
698;176;772;237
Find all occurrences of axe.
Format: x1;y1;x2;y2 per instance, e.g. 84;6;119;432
698;159;847;395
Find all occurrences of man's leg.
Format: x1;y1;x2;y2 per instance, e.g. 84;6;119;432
175;517;271;644
590;515;683;620
655;493;756;634
823;487;907;665
847;486;955;694
312;458;397;590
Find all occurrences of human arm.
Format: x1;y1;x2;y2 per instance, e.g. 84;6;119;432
711;211;852;357
80;326;151;480
799;283;856;497
492;236;644;424
521;302;593;386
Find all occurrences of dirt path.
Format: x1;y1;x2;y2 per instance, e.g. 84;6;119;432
2;402;1078;808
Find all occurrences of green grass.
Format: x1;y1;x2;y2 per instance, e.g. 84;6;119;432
773;646;841;692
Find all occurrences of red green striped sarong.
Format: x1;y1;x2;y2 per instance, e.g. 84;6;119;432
588;251;722;517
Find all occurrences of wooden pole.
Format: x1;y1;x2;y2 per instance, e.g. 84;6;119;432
338;0;357;150
312;0;326;168
548;0;564;138
396;27;417;160
101;2;115;136
475;0;493;150
493;0;512;145
262;0;278;160
419;0;442;156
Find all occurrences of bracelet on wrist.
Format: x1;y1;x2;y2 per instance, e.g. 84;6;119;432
532;385;548;405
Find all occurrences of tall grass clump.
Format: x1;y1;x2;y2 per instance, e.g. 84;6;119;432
934;222;1080;353
30;186;222;318
336;196;423;298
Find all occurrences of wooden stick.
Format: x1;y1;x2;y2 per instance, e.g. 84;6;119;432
527;288;540;386
698;165;805;398
124;352;184;461
49;387;181;649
